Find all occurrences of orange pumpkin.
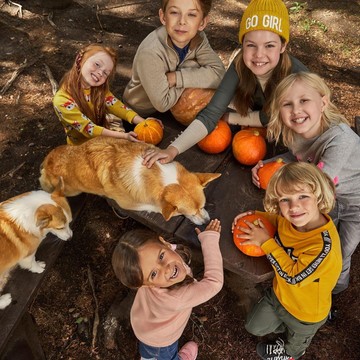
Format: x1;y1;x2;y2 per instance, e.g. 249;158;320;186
258;158;286;190
197;120;232;154
170;88;215;126
241;125;267;139
232;129;267;166
233;213;276;257
134;118;163;145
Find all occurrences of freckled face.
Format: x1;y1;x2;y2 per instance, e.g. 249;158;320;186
80;51;114;89
242;30;286;76
279;80;328;139
138;241;187;287
159;0;208;49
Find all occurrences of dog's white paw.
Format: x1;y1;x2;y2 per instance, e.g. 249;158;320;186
30;261;46;273
0;293;12;309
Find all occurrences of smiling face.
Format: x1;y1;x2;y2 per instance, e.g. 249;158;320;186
159;0;208;49
278;184;326;232
279;79;328;139
80;51;114;89
138;239;187;287
242;30;286;77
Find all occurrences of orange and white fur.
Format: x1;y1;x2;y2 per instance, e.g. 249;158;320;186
0;179;72;309
39;137;221;225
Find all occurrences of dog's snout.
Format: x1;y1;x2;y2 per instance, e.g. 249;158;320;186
187;208;210;225
66;229;73;240
56;228;73;241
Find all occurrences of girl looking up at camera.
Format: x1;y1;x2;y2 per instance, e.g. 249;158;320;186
112;219;223;360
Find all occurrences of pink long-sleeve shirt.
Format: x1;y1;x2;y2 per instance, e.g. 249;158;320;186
130;230;223;347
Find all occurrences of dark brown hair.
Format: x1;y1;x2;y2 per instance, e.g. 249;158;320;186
59;43;118;127
161;0;212;17
232;39;292;117
112;228;194;289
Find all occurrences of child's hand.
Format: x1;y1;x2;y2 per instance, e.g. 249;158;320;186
235;218;271;247
146;117;164;128
195;219;221;235
231;211;254;232
132;115;145;125
166;72;176;88
251;161;263;188
125;131;141;142
142;146;178;168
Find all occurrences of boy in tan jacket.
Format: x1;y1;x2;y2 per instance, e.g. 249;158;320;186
122;0;225;117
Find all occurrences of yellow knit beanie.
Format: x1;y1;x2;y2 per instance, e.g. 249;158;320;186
239;0;289;43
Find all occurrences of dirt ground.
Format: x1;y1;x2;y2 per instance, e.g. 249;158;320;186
0;0;359;359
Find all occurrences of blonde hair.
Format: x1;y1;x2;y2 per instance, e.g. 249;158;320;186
264;162;336;214
59;44;118;127
233;45;292;116
267;72;349;147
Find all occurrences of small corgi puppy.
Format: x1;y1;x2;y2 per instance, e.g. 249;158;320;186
0;178;72;309
39;137;221;225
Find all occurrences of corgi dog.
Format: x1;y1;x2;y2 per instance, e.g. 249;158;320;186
0;178;72;309
39;137;221;225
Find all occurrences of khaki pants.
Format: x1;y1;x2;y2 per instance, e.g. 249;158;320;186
245;288;327;359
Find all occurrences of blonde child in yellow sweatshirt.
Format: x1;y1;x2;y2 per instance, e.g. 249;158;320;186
232;162;341;360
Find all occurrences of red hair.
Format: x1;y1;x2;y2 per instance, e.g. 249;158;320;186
59;44;118;127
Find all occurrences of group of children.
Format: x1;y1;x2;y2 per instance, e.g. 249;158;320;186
51;0;360;359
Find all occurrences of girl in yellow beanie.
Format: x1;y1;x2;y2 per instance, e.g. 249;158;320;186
143;0;309;168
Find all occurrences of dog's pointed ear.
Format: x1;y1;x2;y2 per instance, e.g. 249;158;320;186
35;206;52;229
195;172;221;187
161;185;180;221
161;201;178;221
52;176;65;197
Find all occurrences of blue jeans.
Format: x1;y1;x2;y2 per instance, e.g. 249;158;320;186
139;340;179;360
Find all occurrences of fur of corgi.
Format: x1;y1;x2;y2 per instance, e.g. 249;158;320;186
0;178;72;309
39;137;221;225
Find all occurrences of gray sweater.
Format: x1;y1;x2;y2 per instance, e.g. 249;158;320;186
274;124;360;206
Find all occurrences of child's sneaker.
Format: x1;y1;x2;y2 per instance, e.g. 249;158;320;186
179;341;198;360
327;306;338;323
256;338;295;360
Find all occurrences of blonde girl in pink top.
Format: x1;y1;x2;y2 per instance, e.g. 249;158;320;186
112;220;223;360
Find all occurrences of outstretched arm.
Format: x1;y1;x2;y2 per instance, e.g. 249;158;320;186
142;145;179;167
142;120;208;167
101;128;140;142
196;218;221;235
